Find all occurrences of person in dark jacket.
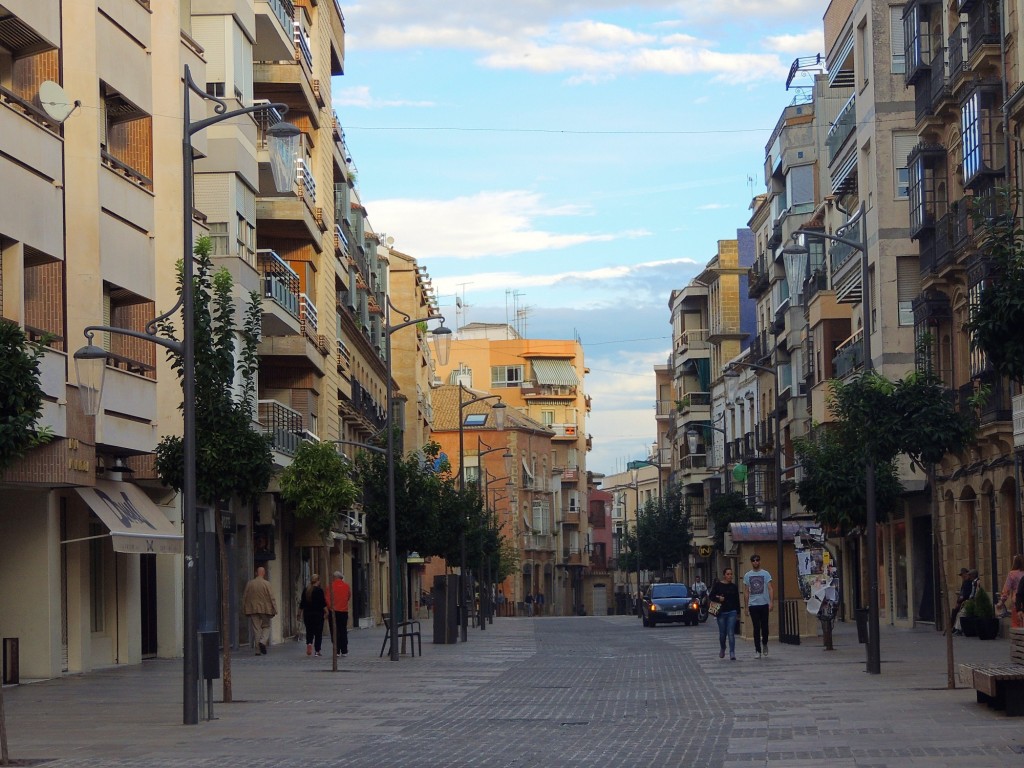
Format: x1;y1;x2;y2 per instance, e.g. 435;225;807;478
299;574;327;656
711;567;742;660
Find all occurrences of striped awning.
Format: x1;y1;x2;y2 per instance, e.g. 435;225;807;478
531;359;578;387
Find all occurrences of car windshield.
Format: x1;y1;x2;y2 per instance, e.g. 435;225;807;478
650;584;689;599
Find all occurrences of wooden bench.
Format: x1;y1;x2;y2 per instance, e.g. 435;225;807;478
379;614;422;658
965;628;1024;715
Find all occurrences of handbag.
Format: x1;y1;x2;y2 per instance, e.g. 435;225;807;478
708;601;722;617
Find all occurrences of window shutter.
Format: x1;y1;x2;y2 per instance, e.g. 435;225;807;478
788;164;814;206
891;5;906;74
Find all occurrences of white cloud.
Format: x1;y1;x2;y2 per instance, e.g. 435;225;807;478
432;256;695;297
334;86;435;109
763;28;825;56
696;202;730;211
343;9;790;84
368;190;650;259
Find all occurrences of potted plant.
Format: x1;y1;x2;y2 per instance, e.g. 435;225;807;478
974;587;1000;640
959;598;979;637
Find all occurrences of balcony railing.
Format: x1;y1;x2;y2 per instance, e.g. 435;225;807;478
550;423;579;438
522;534;555;551
300;293;318;333
267;0;294;35
827;94;856;163
833;330;864;378
257;250;300;318
0;84;62;135
293;21;313;69
258;399;304;456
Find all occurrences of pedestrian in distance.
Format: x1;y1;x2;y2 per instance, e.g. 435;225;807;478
298;573;327;657
710;566;741;661
535;591;545;616
1001;555;1024;626
525;592;533;617
743;553;774;659
326;570;350;656
951;567;975;635
242;565;277;655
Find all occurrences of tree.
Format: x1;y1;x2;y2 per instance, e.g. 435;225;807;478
153;236;274;702
279;440;357;671
965;189;1024;384
706;491;765;550
794;425;902;532
638;483;693;576
0;319;51;766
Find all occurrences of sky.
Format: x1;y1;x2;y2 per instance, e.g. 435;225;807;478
334;1;827;476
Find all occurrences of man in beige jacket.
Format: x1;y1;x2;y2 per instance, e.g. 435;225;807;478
242;566;277;655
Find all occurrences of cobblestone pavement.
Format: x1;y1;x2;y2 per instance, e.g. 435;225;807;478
3;616;1023;767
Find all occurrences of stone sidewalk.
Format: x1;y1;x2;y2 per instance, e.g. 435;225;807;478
2;615;1022;767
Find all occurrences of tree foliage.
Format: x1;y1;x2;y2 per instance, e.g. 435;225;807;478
154;237;273;505
279;440;358;539
619;483;693;576
796;370;974;530
794;426;902;531
965;189;1024;384
0;319;49;471
706;491;764;550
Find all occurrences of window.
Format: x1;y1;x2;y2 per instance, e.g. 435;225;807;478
961;86;1005;187
897;259;918;327
858;19;870;87
968;278;988;377
463;413;488;427
786;165;814;208
206;82;226;98
209;222;230;255
893;133;917;199
237;215;255;267
540;410;554;426
100;84;153;189
491;365;524;388
892;4;908;74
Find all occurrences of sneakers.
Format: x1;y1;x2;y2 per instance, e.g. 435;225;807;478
730;654;737;661
314;651;322;657
762;646;769;657
341;652;348;657
754;651;762;659
306;644;313;656
719;649;725;659
259;643;267;655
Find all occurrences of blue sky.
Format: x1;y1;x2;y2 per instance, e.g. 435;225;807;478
335;1;826;475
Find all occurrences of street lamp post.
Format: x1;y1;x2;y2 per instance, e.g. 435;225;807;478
383;299;451;659
724;360;785;644
457;385;506;641
781;204;878;673
474;440;513;631
629;465;643;612
74;65;301;725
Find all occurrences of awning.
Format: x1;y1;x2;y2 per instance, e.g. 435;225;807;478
74;479;182;554
531;358;578;387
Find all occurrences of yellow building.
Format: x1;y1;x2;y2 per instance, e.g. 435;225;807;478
432;323;592;615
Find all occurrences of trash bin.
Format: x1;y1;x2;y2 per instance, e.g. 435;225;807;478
199;630;220;680
855;608;869;644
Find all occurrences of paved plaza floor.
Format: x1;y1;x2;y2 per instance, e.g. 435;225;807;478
2;615;1023;767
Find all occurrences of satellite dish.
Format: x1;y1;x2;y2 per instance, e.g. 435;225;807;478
385;236;395;246
39;81;79;123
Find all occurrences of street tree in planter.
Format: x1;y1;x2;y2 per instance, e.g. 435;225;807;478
0;319;53;766
154;236;274;703
279;440;357;670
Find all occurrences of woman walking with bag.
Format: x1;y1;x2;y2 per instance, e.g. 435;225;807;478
1000;554;1024;628
710;566;741;660
299;574;327;656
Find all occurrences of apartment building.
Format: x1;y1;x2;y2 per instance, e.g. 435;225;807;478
598;462;660;608
0;0;437;681
903;0;1021;606
432;323;592;615
665;234;756;580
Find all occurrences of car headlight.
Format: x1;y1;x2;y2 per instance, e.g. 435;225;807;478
690;600;700;611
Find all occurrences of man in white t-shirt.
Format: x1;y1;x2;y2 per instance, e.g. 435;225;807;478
743;553;774;659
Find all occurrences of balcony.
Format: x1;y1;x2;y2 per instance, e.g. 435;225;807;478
257;249;301;335
677;391;711;418
832;330;864;379
254;0;295;62
522;533;555;552
549;423;580;440
827;95;856;164
258;399;304;458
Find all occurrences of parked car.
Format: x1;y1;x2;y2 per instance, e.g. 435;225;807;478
641;583;701;627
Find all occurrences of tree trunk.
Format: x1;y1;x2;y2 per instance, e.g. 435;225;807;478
216;507;233;702
0;681;10;765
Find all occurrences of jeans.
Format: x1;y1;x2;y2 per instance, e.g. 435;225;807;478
749;604;770;651
717;610;738;655
329;611;349;654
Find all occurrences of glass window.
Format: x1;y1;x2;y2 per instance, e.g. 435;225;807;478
490;365;524;387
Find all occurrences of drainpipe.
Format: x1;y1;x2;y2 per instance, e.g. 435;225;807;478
989;487;998;596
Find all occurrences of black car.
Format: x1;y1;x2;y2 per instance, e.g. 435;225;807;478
641;583;701;627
